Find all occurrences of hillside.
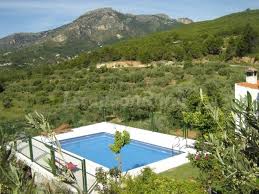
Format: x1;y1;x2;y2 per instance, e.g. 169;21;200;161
1;9;259;129
66;9;259;67
170;9;259;38
0;8;187;66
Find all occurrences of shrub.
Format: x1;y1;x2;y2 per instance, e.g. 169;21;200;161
203;35;223;55
2;98;13;108
189;92;259;193
95;167;205;194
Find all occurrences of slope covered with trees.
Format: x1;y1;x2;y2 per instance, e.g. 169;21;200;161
67;9;259;67
0;60;247;134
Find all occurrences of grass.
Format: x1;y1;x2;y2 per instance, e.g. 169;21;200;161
160;163;199;181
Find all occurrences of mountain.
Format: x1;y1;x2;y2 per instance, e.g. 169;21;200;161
65;9;259;66
0;8;188;65
177;18;193;24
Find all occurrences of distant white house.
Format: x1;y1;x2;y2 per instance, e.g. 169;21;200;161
235;68;259;102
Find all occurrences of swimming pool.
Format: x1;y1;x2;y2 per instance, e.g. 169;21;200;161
60;132;181;171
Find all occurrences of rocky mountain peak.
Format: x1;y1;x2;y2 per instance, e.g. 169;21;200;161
80;7;119;18
177;18;193;24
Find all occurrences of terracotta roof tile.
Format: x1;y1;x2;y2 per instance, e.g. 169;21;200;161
237;81;259;89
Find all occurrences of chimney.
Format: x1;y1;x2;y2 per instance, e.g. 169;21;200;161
246;67;257;84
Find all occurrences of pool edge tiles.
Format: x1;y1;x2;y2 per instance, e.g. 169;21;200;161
59;132;183;172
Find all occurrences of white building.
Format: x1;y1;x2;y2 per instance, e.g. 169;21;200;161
235;68;259;102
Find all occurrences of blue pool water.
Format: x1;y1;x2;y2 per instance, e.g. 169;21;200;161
60;132;180;171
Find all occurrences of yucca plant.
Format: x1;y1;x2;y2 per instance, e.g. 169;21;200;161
0;117;78;193
0;163;37;194
0;123;16;167
25;111;81;192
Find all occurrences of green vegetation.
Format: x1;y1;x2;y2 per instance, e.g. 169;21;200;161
60;10;259;66
0;114;73;193
0;61;248;135
225;24;257;59
95;167;205;194
187;92;259;193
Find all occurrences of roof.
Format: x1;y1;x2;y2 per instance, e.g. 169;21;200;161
237;81;259;89
246;67;257;72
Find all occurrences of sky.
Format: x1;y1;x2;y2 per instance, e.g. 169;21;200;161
1;0;259;38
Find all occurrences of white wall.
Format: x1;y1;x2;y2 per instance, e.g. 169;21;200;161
235;84;259;102
246;75;257;84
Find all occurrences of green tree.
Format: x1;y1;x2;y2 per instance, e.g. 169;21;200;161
110;130;130;172
236;24;257;57
172;45;186;61
225;37;238;60
204;35;223;55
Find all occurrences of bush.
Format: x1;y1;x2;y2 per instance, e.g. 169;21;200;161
189;92;259;193
116;96;155;121
204;35;223;55
32;80;42;86
236;24;257;57
95;167;205;194
2;98;13;108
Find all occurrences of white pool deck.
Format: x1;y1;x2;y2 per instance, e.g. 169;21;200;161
16;122;196;193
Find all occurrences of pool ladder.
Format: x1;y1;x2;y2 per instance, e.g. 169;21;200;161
171;137;181;155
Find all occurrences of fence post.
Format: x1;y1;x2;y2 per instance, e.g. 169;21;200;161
150;112;155;132
182;128;189;146
102;107;106;122
28;137;34;162
50;147;57;176
82;159;88;193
